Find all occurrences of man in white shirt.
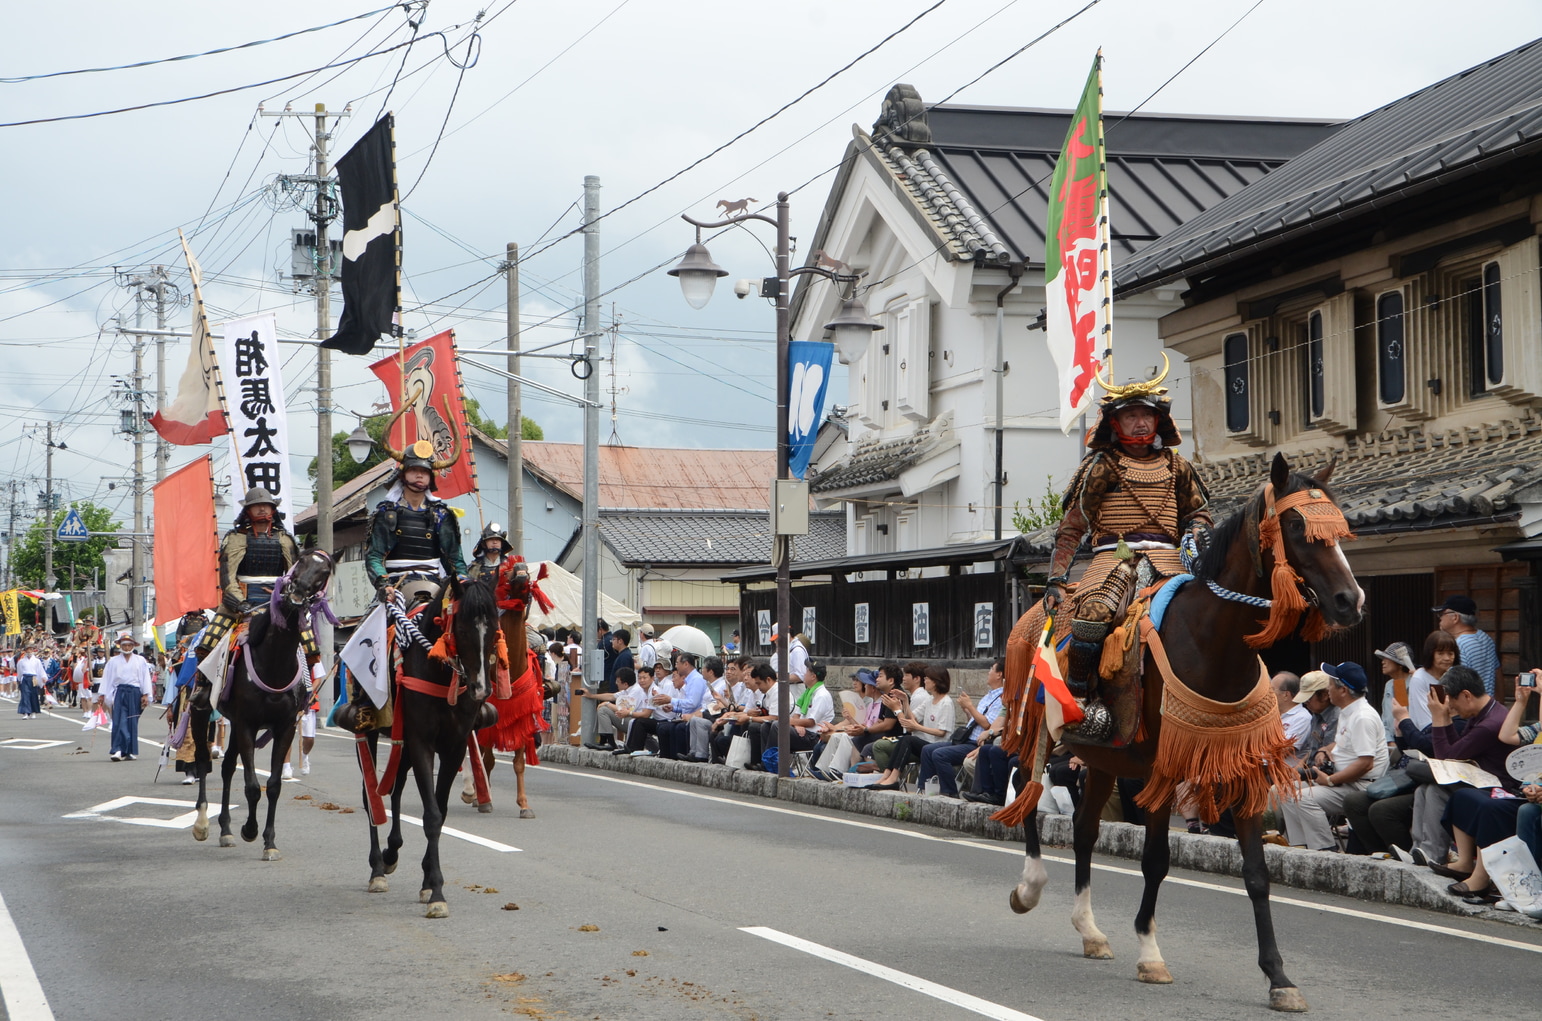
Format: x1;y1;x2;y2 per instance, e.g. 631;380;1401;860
686;657;730;762
1272;671;1311;767
98;632;153;761
15;643;46;719
588;667;639;751
768;625;808;701
1280;662;1389;851
636;624;658;672
749;659;833;769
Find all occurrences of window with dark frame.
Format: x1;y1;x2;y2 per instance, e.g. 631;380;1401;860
1376;291;1405;405
1224;332;1249;433
1465;274;1485;397
1303;310;1324;426
1484;261;1504;387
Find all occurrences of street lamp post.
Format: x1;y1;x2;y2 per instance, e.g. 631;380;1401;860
669;192;880;778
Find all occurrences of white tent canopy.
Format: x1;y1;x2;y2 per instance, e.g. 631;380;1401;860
525;560;640;633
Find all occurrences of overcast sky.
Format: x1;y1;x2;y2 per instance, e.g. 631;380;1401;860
3;0;1539;529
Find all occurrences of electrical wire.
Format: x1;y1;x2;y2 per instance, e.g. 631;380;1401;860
399;24;483;202
0;5;405;83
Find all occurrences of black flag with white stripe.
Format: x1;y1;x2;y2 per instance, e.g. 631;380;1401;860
327;114;399;355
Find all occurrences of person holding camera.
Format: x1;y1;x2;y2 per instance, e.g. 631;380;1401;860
1279;662;1389;851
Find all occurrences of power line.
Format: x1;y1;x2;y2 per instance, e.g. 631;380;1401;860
0;5;404;83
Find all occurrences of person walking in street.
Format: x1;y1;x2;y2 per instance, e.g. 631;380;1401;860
15;642;45;718
99;631;153;761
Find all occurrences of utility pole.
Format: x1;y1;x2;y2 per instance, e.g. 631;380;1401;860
43;422;56;593
262;101;348;672
580;176;601;745
5;482;18;589
504;242;523;552
131;331;147;636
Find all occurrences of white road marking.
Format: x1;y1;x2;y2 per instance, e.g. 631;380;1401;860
742;926;1044;1021
0;890;54;1020
394;813;520;853
0;738;70;751
62;796;198;829
554;767;1542;955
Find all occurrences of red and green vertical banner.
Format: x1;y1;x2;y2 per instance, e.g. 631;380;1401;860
1044;52;1112;435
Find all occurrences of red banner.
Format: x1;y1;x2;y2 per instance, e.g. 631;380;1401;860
369;330;478;499
153;456;220;625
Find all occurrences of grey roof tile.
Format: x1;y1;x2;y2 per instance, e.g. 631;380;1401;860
1118;39;1542;294
598;510;846;566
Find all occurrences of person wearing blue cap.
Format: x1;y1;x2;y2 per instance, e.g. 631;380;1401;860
1278;660;1390;851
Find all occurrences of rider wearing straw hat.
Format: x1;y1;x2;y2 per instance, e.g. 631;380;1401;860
1043;361;1212;735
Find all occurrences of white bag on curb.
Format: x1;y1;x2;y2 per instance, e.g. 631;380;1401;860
725;734;751;770
815;732;855;775
1481;834;1542;919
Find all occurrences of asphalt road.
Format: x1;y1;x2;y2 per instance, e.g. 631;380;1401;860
2;698;1540;1021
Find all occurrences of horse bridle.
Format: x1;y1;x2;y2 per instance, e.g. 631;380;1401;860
1204;484;1350;610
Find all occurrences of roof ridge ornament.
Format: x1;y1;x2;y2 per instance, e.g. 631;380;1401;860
873;84;931;147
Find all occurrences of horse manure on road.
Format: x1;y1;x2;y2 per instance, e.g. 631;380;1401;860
632;950;649;956
293;794;312;800
501;902;520;910
316;802;341;810
576;924;599;932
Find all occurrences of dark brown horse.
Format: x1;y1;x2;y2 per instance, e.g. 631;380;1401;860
190;549;335;860
1005;453;1362;1012
359;573;500;917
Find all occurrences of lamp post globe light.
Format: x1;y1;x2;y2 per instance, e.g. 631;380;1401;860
346;422;374;464
668;192;880;777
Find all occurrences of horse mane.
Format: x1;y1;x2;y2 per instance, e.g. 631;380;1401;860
1192;469;1337;583
456;575;497;631
246;608;272;647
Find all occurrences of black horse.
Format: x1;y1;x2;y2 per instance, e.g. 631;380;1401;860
1004;453;1363;1012
359;574;500;917
191;550;335;860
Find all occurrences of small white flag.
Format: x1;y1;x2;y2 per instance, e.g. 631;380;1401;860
342;605;390;708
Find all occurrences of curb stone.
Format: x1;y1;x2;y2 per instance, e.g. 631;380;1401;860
535;745;1539;927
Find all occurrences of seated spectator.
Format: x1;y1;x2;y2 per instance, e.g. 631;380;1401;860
871;666;955;791
1273;672;1309;767
586;667;637;751
1407;629;1457;731
830;668;895;757
1374;641;1416;747
1279;662;1389;851
618;664;670;756
1507;676;1542;869
867;662;929;771
917;658;1005;798
684;656;729;762
1295;671;1339;774
714;664;773;764
1432;667;1535;901
964;733;1017;806
655;652;707;760
747;659;833;769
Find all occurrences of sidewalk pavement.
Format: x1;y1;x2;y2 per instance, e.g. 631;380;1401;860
537;743;1540;928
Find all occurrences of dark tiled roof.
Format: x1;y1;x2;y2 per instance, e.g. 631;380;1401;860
1195;410;1542;533
1118;39;1542;294
809;417;954;494
868;105;1336;266
598;510;847;566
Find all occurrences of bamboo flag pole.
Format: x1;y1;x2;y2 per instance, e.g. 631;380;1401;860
176;229;244;485
1094;49;1115;385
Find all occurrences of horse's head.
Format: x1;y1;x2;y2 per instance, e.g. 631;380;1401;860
1243;453;1363;644
270;549;336;630
430;574;501;703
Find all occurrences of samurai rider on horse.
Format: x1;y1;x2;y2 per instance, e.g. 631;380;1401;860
333;426;466;734
1043;358;1212;742
191;487;325;692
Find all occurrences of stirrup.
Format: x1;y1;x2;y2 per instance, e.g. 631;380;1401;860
1063;698;1114;743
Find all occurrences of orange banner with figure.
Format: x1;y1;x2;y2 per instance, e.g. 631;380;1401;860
369;329;478;499
153;456;220;625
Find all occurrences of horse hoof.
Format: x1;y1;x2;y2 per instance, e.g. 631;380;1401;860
1009;885;1042;914
1082;938;1114;960
1138;962;1173;984
219;834;235;848
1270;987;1309;1013
192;822;208;842
419;888;433;904
261;848;282;862
384;861;398;875
460;790;477;805
240;825;257;843
518;808;535;819
368;877;389;893
424;901;450;919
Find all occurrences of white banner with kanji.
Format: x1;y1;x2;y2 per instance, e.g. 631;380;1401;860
222;312;293;523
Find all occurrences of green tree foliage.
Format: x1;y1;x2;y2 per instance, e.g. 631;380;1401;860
1011;474;1066;535
10;501;122;589
307;402;543;486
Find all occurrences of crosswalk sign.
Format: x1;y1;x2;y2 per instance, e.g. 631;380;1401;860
56;508;90;542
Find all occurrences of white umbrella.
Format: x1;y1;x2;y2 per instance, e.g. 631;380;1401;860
659;625;716;659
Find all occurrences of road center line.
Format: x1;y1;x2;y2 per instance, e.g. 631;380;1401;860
395;813;521;853
0;890;55;1021
742;926;1043;1021
552;767;1542;954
